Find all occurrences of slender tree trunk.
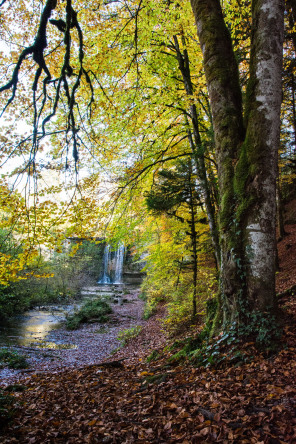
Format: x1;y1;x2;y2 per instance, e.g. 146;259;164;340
190;212;198;317
175;256;183;287
185;120;220;268
287;0;296;51
173;35;220;268
276;181;286;240
190;0;284;326
188;163;198;317
291;73;296;153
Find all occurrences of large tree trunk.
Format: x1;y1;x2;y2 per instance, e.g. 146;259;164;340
190;0;284;327
242;0;284;312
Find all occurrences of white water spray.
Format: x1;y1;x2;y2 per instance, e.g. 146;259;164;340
98;244;111;284
113;243;125;284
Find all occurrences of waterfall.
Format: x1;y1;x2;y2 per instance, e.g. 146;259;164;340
113;243;125;284
98;244;111;284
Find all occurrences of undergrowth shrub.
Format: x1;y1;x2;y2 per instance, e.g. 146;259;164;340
0;348;29;369
139;222;217;334
141;266;216;335
66;298;112;330
142;287;166;320
238;310;283;350
162;268;217;336
179;309;283;368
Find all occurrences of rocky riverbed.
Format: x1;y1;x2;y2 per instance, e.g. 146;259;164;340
0;288;146;386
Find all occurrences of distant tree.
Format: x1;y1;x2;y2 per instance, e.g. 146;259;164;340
145;159;205;316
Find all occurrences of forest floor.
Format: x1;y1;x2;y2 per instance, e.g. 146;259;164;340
0;224;296;442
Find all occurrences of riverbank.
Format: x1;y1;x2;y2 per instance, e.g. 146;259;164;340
0;289;166;386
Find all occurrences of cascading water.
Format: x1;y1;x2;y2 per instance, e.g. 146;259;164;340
98;244;111;284
113;243;125;284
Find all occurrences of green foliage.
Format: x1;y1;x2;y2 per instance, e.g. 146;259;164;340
0;229;30;319
145;160;200;219
141;261;178;320
0;239;104;321
36;240;104;304
190;310;282;368
162;268;217;336
0;289;29;320
140;258;175;320
117;325;143;345
138;291;147;302
0;348;29;369
0;229;22;258
142;287;166;320
65;298;112;330
0;279;52;321
190;327;241;367
166;298;282;368
141;262;216;332
163;291;196;335
168;336;204;363
237;310;283;350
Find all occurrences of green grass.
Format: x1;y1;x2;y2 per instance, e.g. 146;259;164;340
66;298;112;330
117;325;142;345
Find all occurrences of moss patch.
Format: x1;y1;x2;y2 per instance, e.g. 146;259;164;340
66;299;112;330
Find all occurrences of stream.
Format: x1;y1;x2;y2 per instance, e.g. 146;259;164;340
0;305;75;349
0;241;131;351
0;284;144;385
0;284;132;350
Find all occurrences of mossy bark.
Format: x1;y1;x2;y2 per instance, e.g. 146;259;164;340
190;0;284;329
242;0;284;312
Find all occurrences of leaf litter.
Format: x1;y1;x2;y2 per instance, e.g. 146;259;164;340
0;235;296;442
